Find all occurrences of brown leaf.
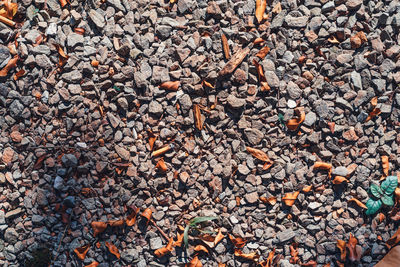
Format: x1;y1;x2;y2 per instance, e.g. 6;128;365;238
85;261;99;267
219;47;250;76
194;104;203;130
255;0;267;23
348;198;367;209
246;147;272;162
74;27;85;35
174;232;184;247
346;234;362;262
272;2;282;14
13;69;25;80
259;196;277;205
253;37;265;45
152;145;171;157
126;207;140;226
186;256;202;267
282;191;300;207
156;158;168;172
198;234;215;248
371;96;378;107
234;249;260;261
1;0;18;19
259;248;275;267
366;108;381;122
337;239;347;261
74;244;90;261
159;81;180;91
221;33;230;60
382;155;389;177
313;161;332;177
0;55;18;77
256;45;270;60
228;234;247;248
108;219;124;227
378;213;385;223
302;185;312;193
301;261;317;267
386;227;400;248
289;243;299;264
253;59;270;91
194;244;209;254
141;208;152;222
202;80;215;88
105;241;120;259
214;229;225;246
59;0;68;8
375;245;400;267
218;263;226;267
54;44;69;67
286;107;305;131
328;36;340;44
154;237;174;257
91;221;107;237
332;176;349;185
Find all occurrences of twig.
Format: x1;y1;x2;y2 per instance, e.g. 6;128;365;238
150;219;169;241
51;221;70;264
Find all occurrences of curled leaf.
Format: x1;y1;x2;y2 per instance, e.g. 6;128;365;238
54;44;69;67
382;155;389;177
126;207;140;226
202;80;215;88
337;239;347;261
346;234;362;262
259;196;277;205
255;0;267;23
154;237;174;257
256;46;270;60
253;59;270;91
174;231;184;247
85;262;99;267
259;248;275;267
234;249;260;261
313;161;332;177
74;244;90;261
246;147;272;163
105;241;120;259
159;81;180;91
282;191;300;207
221;33;230;60
348;198;367;209
186;256;202;267
302;185;312;193
152;145;171;157
228;234;247;248
0;55;18;77
214;229;225;246
194;244;209;254
141;208;152;222
194;104;203;130
290;243;299;264
366;108;381;122
332;176;349;185
156;158;168;172
148;130;157;151
286;107;305;131
91;221;108;237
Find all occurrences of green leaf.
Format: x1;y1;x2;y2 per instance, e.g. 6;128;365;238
189;216;218;227
370;183;383;198
381;176;398;195
183;224;189;249
366;198;382;215
382;194;394;206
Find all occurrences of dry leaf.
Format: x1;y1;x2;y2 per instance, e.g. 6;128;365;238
154;237;174;257
348;198;367;209
259;196;277;205
186;256;202;267
256;46;270;60
253;37;265;45
148;130;157;151
85;261;99;267
382;155;389;177
259;248;275;267
214;229;225;246
301;261;317;267
228;234;247;248
126;207;140;226
371;96;378;107
156;158;168;172
54;44;69;67
328;36;340;44
0;55;18;77
253;59;270;91
375;245;400;267
105;241;120;259
194;104;203;130
347;234;362;262
74;244;90;261
221;33;230;60
378;213;385;223
141;208;152;222
286;107;305;131
263;161;273;170
91;221;107;237
59;0;68;8
234;249;260;261
108;219;124;227
282;191;300;206
313;161;332;177
290;244;299;264
74;27;85;35
198;234;215;248
194;245;209;254
1;0;18;19
332;176;349;185
272;2;282;14
159;81;180;91
246;147;271;162
174;232;184;247
337;239;347;261
255;0;267;23
218;263;226;267
302;185;312;193
202;80;215;88
219;47;250;76
13;69;25;80
386;227;400;248
366;108;381;122
152;145;171;157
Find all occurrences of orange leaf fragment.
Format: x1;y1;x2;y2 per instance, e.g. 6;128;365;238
154;237;174;257
221;33;230;60
74;244;90;261
302;185;312;193
218;263;226;267
256;45;270;60
126;207;140;226
253;59;270;91
193;104;203;130
186;256;202;267
74;27;85;35
148;130;157;151
194;244;209;254
159;81;180;91
214;229;225;246
174;232;184;247
259;248;275;267
91;221;107;237
0;55;18;77
13;69;25;80
156;158;168;172
371;96;378;107
332;176;349;185
387;227;400;248
0;14;15;27
255;0;267;23
301;260;317;267
348;198;367;209
253;37;265;45
337;239;347;261
141;208;152;222
108;219;124;227
85;261;99;267
246;147;271;162
313;161;332;177
202;80;215;88
272;2;282;14
228;234;247;248
378;213;385;223
259;196;277;205
365;108;381;122
290;243;299;264
286;107;305;131
1;0;18;19
59;0;68;8
105;241;120;259
347;234;361;262
234;249;260;261
54;44;69;67
382;155;389;177
219;47;250;76
282;191;300;207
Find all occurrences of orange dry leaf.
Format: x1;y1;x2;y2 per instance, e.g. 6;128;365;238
246;147;271;162
13;69;25;80
156;158;168;172
234;249;260;261
272;2;282;14
263;161;273;170
0;55;18;77
194;245;209;254
91;221;107;237
290;244;299;264
282;191;300;206
253;59;270;91
259;248;275;267
141;208;152;222
228;234;247;248
174;232;184;247
0;14;15;27
337;239;347;261
154;237;174;257
1;0;18;19
186;256;202;267
386;227;400;248
202;80;215;88
286;107;305;131
382;155;389;177
221;33;230;60
126;207;140;226
85;261;99;267
302;185;312;193
255;0;267;23
218;263;226;267
259;196;277;205
378;213;385;223
74;244;90;261
219;47;250;76
256;46;270;60
152;145;171;157
332;176;349;185
148;130;157;151
105;242;120;259
198;234;215;248
194;104;203;130
59;0;68;8
371;96;378;107
348;198;367;209
313;161;332;177
253;37;265;45
159;81;180;91
301;261;317;267
328;36;340;44
108;219;124;227
54;44;69;67
214;229;225;246
74;27;85;35
366;108;381;122
347;234;361;262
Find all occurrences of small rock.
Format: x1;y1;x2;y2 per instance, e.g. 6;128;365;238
227;94;246;109
61;154;78;168
89;9;105;29
244;128;264;146
277;229;296;243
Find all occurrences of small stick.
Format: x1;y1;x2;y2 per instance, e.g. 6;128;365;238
152;144;172;157
0;15;15;27
150;219;169;241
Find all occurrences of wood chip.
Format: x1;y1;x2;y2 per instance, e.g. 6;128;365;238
221;33;230;60
193;104;203;130
218;47;250;76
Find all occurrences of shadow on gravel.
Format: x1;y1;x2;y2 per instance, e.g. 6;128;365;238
24;247;51;267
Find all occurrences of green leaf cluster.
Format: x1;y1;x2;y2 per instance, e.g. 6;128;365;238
183;216;218;250
366;176;398;215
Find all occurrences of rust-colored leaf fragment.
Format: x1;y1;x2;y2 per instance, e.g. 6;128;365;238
348;198;367;209
332;176;349;185
221;33;230;60
337;239;347;261
301;261;317;267
255;0;267;23
85;261;99;267
159;81;180;91
313;161;332;177
256;45;270;60
272;2;282;14
186;256;202;267
194;104;203;130
253;59;270;91
347;234;361;262
74;244;90;261
386;227;400;248
202;80;215;88
218;263;226;267
282;191;300;207
74;27;85;35
59;0;68;8
234;249;260;261
253;37;265;45
108;219;124;227
259;196;277;205
13;69;25;80
1;0;18;19
54;44;69;67
219;47;250;76
290;244;299;264
246;147;271;162
91;221;107;237
259;248;275;267
371;96;378;107
156;158;168;172
155;237;174;257
194;244;209;254
174;231;184;247
382;155;389;177
228;234;247;248
302;185;312;193
105;241;120;259
0;55;18;77
286;107;305;131
141;208;152;222
0;14;15;27
126;207;140;226
152;145;171;157
366;108;381;122
214;229;225;246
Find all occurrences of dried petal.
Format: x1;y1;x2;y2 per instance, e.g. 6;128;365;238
13;69;25;80
174;232;184;247
253;37;265;45
74;244;90;261
202;80;215;88
59;0;68;8
301;260;317;267
387;227;400;248
186;256;202;267
272;2;282;14
290;244;299;264
105;242;120;259
91;221;107;237
221;33;230;60
282;191;300;206
74;27;85;35
286;107;305;131
253;59;270;91
159;81;180;91
348;198;367;209
214;229;225;246
347;234;362;262
255;0;267;23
